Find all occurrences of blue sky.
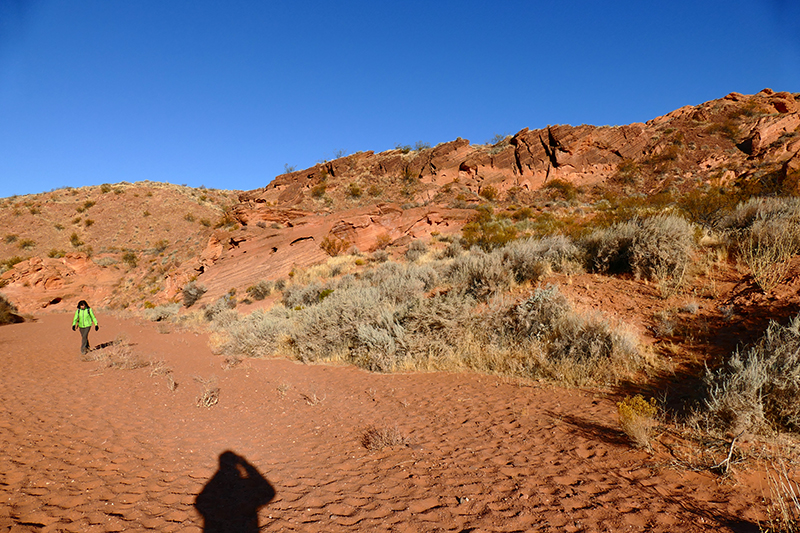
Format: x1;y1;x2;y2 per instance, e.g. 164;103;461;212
1;0;798;198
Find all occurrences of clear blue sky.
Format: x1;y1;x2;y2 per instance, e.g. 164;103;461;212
1;0;798;198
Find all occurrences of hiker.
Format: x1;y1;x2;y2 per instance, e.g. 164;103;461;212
72;300;99;354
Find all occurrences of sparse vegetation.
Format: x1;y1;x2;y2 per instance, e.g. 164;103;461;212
617;395;659;448
360;425;410;450
320;235;351;257
183;281;208;307
121;251;138;268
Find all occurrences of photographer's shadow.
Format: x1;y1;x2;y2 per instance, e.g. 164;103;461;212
195;450;275;533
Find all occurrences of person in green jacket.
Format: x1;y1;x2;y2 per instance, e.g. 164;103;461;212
72;300;99;355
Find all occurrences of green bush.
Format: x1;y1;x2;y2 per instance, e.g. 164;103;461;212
461;206;518;251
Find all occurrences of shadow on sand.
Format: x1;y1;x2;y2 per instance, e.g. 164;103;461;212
195;451;275;533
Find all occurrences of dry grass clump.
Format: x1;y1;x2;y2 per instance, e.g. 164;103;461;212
617;395;659;449
360;425;410;450
195;376;220;408
762;459;800;533
86;335;151;369
701;313;800;435
150;361;178;391
143;303;181;322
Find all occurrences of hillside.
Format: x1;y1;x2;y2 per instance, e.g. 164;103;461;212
3;89;800;530
3;88;799;315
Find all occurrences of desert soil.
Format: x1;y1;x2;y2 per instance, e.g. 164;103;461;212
0;313;767;532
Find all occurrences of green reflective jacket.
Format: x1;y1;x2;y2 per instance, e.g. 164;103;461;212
72;308;98;328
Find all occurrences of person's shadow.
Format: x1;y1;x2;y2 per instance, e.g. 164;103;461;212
195;450;275;533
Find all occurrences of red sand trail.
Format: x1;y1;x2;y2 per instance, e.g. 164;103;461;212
1;314;763;532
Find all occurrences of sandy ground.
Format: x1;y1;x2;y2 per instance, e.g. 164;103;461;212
0;313;768;532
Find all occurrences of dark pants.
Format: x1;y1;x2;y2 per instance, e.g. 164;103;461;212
79;327;91;354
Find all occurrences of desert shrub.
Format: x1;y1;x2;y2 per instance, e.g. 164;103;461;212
496;285;642;385
617;395;658;448
346;182;362;198
502;235;582;283
183;281;207;307
543;179;578;201
0;294;23;324
204;293;237;321
282;281;332;309
678;186;740;227
479;186;499;202
246;280;273;301
502;285;571;339
511;207;534;221
47;249;66;258
446;250;511;300
462;206;518;251
320;235;350;257
4;234;18;244
382;265;437;304
439;239;462;259
405;239;428;262
0;256;26;272
211;306;292;358
69;232;84;247
153;239;169;253
584;214;694;287
629;214;695;290
288;285;392;364
310;183;327;198
719;197;800;292
360;425;409;450
18;238;35;250
144;303;181;322
372;250;389;262
701;314;800;435
121;251;137;268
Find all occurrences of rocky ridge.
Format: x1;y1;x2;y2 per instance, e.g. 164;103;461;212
1;89;799;314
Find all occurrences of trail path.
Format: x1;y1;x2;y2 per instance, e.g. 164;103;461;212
1;314;762;532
